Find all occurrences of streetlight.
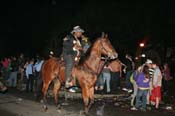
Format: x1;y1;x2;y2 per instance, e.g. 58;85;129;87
139;42;145;65
139;43;145;48
141;54;146;58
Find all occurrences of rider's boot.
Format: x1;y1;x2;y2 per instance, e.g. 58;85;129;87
65;78;73;88
65;78;77;93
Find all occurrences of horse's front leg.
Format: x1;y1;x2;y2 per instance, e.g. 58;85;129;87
81;86;90;116
53;78;61;109
88;87;95;110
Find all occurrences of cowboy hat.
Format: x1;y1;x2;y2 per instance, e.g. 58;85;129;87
71;26;84;34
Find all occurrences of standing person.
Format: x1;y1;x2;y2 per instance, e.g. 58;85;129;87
1;57;11;80
122;54;135;93
7;57;18;87
145;59;154;106
130;65;142;106
162;63;172;95
18;54;25;72
18;53;25;90
95;60;105;92
34;56;44;100
62;26;84;92
150;62;162;109
102;63;112;93
25;59;35;92
131;65;150;111
110;60;124;93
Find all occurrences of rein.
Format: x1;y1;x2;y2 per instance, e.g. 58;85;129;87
82;39;112;76
100;40;109;54
84;55;100;75
84;56;110;77
97;57;110;78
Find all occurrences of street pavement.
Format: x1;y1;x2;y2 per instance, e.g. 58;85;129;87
0;88;175;116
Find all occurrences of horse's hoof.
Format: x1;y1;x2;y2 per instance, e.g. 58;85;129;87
79;110;85;116
79;110;89;116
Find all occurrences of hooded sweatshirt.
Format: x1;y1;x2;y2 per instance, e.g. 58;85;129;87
136;72;150;89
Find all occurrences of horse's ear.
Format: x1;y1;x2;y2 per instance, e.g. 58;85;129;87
101;32;105;38
105;34;108;38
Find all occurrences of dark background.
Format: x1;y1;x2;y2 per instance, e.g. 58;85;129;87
1;0;175;58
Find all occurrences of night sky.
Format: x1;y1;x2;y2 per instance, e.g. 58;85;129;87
1;0;175;57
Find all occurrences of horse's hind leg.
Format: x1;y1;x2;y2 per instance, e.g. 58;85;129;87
42;81;51;111
53;78;61;109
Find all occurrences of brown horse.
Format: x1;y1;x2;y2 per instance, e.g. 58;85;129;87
41;34;118;115
41;57;64;110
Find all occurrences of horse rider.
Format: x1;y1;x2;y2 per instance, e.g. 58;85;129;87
62;26;84;92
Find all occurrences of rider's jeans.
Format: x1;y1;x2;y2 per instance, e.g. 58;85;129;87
64;55;75;81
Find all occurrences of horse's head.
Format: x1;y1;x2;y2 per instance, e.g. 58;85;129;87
97;33;118;59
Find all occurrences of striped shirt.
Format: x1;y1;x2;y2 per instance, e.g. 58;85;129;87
149;68;154;78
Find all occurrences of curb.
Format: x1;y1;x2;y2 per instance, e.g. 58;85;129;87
47;90;126;99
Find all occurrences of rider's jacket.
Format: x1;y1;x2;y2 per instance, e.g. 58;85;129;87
63;34;81;58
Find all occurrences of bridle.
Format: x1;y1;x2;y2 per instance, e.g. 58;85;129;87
100;38;115;58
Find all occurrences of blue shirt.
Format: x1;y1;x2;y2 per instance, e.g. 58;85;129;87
25;64;33;79
34;60;44;72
